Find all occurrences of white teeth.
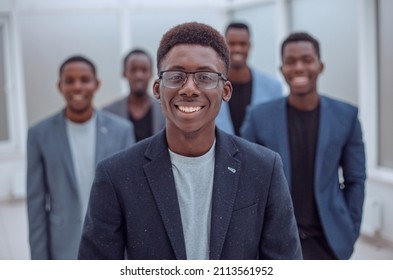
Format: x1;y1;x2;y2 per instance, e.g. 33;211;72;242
178;106;202;113
72;95;84;101
232;54;243;61
292;77;308;86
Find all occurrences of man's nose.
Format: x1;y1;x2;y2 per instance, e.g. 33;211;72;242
72;80;83;90
179;74;199;97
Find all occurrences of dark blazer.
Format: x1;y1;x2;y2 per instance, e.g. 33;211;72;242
103;96;165;135
78;129;302;260
27;109;134;259
241;95;366;259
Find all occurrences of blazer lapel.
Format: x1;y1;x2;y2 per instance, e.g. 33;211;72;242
209;130;241;260
143;131;187;260
54;111;77;191
95;111;107;164
273;99;291;184
314;96;330;189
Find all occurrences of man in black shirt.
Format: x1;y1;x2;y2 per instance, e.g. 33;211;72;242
241;32;366;260
215;22;282;136
103;49;165;142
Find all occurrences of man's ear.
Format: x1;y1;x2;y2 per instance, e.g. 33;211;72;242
319;61;325;74
95;79;101;91
222;81;232;102
153;79;160;100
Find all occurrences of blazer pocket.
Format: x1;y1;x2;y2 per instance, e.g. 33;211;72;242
232;202;257;213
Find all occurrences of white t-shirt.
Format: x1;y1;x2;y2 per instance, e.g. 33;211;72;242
169;140;215;260
66;113;96;220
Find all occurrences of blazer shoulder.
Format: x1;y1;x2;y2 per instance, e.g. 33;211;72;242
28;110;63;134
97;109;132;130
102;97;127;112
249;97;286;115
321;95;359;120
251;67;280;85
98;134;153;171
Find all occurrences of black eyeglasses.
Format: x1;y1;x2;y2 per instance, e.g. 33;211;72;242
159;70;227;90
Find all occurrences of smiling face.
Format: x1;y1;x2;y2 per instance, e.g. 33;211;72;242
225;28;250;69
153;44;232;139
280;41;324;98
124;53;152;97
58;61;99;122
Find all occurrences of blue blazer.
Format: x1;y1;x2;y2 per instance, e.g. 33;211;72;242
78;129;302;260
215;67;283;134
27;109;134;259
241;95;366;259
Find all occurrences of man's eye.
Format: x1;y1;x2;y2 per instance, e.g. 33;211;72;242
168;74;184;82
197;73;214;82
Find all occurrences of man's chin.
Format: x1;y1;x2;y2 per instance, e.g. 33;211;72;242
230;62;246;70
133;90;147;97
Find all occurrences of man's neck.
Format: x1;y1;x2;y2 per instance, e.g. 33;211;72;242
127;93;151;120
228;66;251;83
288;92;320;111
166;125;216;157
128;92;149;104
65;108;94;123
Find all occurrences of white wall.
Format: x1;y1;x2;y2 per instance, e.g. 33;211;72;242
0;0;392;244
230;1;281;79
289;0;358;105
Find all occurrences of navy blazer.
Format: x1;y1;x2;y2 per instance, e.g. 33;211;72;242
241;95;366;259
27;109;134;259
78;129;302;260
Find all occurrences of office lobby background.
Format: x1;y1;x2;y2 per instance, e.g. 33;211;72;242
0;0;392;256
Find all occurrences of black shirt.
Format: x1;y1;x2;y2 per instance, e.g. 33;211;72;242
287;103;323;237
129;107;152;142
228;80;252;136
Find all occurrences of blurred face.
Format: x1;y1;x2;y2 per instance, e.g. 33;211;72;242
280;41;324;97
58;61;99;118
153;44;232;136
225;28;250;69
124;53;152;97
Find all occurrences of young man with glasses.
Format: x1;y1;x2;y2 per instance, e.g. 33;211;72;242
78;22;302;260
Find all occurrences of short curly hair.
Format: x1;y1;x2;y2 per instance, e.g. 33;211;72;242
156;22;230;74
281;32;321;59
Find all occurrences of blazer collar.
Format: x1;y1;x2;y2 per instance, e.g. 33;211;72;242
314;96;331;187
278;95;331;189
143;131;187;259
142;129;241;260
272;98;291;182
95;110;109;164
209;129;241;259
53;110;78;190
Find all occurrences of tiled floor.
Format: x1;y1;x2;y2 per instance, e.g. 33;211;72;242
1;198;393;260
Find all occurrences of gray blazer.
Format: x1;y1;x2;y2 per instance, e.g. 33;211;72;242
103;96;165;136
26;109;134;259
